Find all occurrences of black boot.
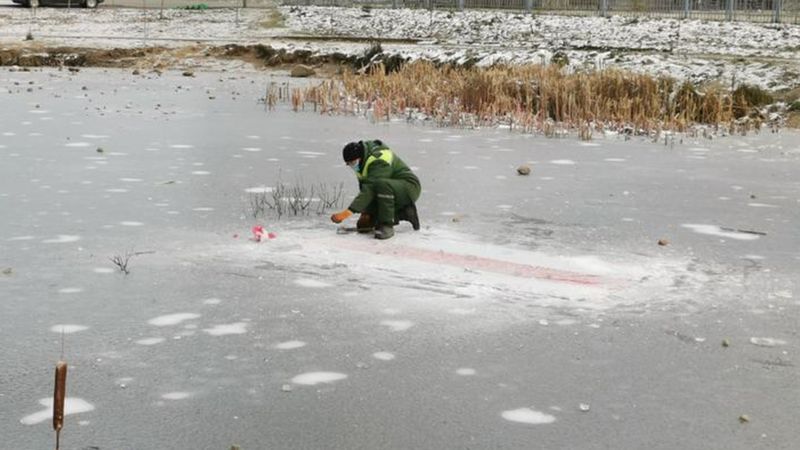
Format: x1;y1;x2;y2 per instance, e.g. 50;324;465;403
398;204;420;231
374;224;395;240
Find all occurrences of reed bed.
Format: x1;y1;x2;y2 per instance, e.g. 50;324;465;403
292;61;769;137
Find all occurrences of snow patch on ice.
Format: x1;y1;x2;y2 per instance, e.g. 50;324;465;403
50;324;88;334
749;337;787;347
120;221;144;226
65;142;92;148
161;392;192;400
456;368;476;376
274;340;307;350
681;224;760;240
93;267;114;274
21;398;95;425
245;186;273;193
42;235;80;243
294;278;332;288
501;407;556;425
380;320;414;332
291;371;348;386
203;322;248;336
550;159;576;165
170;144;194;149
8;235;35;241
58;287;83;294
136;337;165;346
203;298;222;305
147;313;201;326
372;352;395;361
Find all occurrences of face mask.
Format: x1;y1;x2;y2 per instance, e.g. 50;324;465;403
350;163;361;173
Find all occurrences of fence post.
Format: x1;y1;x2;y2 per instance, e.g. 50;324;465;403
392;0;397;8
725;0;733;21
773;0;782;23
683;0;689;19
458;0;464;11
524;0;532;14
600;0;608;18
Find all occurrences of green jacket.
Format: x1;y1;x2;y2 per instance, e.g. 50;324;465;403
348;140;420;212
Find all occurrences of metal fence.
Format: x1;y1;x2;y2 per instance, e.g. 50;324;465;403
280;0;800;23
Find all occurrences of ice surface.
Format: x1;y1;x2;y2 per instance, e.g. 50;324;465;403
147;313;201;327
291;372;348;386
20;398;95;426
501;407;556;425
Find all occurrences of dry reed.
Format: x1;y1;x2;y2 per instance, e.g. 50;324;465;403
53;360;67;450
294;61;765;137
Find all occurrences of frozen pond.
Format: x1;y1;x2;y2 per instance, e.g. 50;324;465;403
1;67;798;449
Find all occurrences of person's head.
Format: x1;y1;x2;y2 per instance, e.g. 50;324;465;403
342;141;364;172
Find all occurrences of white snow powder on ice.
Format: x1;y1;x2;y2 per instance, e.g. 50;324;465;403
135;337;166;346
501;407;556;425
161;392;192;400
681;224;761;241
50;324;88;334
293;278;332;288
380;320;415;332
58;287;83;294
203;322;248;336
42;235;80;243
291;372;348;385
21;398;95;425
372;352;395;361
147;313;201;326
274;340;307;350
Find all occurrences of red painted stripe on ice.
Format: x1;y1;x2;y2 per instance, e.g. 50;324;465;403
338;240;606;286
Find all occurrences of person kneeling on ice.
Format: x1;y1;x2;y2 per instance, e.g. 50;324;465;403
330;139;421;240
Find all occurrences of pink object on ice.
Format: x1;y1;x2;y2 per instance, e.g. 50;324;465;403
267;232;277;239
252;226;264;242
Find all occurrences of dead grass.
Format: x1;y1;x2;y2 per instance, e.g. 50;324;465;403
786;112;800;128
297;61;761;135
259;9;285;29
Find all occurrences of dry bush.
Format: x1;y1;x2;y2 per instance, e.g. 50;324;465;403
289;61;774;138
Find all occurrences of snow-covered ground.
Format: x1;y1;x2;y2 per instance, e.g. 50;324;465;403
0;5;798;90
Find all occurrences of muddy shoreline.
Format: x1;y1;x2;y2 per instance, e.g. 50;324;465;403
0;43;408;73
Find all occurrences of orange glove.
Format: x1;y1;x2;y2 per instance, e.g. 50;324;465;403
330;209;353;223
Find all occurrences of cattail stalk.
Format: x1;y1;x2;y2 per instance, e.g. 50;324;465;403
53;360;67;450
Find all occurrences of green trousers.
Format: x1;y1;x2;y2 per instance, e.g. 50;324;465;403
359;179;421;226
